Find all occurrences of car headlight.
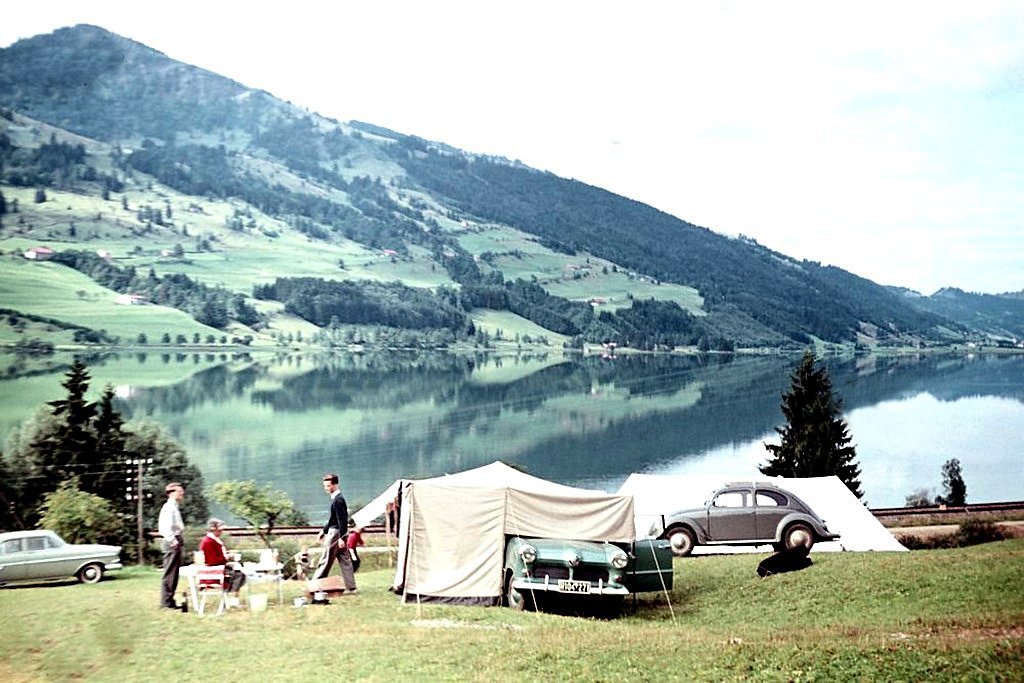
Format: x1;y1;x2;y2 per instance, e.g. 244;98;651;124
610;549;628;569
520;544;537;564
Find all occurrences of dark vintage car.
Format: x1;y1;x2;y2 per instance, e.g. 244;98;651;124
503;536;673;613
650;482;839;556
0;530;123;586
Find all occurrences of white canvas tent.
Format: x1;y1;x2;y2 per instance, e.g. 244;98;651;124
351;461;599;528
362;462;636;605
618;473;906;553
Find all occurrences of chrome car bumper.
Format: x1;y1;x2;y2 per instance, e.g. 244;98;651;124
511;575;630;596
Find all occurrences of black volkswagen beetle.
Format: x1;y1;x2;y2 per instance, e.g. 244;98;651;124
650;482;839;556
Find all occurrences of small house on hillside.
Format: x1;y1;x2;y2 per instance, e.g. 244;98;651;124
23;246;54;261
115;294;148;306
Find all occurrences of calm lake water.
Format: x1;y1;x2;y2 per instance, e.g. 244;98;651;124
2;351;1022;521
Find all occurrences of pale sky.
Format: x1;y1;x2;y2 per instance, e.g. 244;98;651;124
3;1;1022;295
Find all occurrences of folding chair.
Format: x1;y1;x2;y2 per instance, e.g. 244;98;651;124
194;564;228;616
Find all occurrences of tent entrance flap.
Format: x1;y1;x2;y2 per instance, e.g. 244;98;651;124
402;484;506;600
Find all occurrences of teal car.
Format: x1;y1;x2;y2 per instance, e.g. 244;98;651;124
503;536;673;613
0;530;123;586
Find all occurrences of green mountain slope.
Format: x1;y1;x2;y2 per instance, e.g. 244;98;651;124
0;24;1009;350
896;287;1024;343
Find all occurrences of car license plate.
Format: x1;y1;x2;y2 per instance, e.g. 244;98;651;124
557;580;590;594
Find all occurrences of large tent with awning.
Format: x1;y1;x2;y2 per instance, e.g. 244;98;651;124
618;473;906;552
355;462;636;605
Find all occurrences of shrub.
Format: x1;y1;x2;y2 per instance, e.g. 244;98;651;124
39;480;123;545
957;520;1005;546
900;520;1006;550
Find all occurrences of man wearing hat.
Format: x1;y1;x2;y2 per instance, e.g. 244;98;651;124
158;482;186;609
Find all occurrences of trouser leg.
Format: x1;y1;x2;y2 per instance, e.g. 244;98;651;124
311;528;339;580
228;567;246;594
160;538;182;607
338;536;356;591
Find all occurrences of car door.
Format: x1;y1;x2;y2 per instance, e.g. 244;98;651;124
755;489;790;539
34;533;80;579
23;533;65;581
0;537;28;582
628;538;674;592
706;489;756;541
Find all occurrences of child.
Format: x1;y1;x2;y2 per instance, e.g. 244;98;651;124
346;526;365;572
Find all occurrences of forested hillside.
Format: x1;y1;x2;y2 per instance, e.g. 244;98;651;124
0;24;1015;350
898;288;1024;342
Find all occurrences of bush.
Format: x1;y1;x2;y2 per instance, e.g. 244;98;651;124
898;533;957;550
957;520;1005;546
900;520;1006;550
39;480;124;545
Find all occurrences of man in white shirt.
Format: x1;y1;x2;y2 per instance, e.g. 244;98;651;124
158;482;186;609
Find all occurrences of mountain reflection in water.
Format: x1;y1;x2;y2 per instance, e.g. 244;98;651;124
5;351;1022;521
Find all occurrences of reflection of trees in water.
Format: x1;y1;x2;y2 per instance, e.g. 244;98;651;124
110;351;1024;487
116;364;264;417
828;354;1024;406
516;354;1024;482
250;352;478;412
517;358;793;481
245;353;749;428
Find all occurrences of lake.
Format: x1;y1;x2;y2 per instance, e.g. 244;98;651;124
2;350;1022;521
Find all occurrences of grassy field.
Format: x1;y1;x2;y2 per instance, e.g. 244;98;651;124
455;221;704;316
1;540;1021;682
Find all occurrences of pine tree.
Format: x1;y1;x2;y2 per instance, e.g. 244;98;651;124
93;385;128;507
936;458;966;506
760;351;863;498
34;358;98;482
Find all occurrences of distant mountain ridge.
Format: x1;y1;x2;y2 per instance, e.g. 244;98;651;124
0;24;1020;349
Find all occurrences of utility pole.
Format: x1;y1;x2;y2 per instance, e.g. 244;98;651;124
126;458;153;565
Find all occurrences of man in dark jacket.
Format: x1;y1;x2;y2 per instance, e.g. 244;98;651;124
311;473;357;592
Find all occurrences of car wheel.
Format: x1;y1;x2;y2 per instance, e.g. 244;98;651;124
667;527;696;557
504;571;526;611
783;523;814;551
78;563;104;584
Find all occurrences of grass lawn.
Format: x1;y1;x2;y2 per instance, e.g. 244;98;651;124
1;540;1021;681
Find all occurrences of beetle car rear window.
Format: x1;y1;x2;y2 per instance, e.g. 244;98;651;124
756;490;788;506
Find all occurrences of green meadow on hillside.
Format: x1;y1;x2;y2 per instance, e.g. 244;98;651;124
0;254;223;342
0;540;1020;681
457;222;705;316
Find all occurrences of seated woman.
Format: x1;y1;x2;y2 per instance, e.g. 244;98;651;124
199;518;247;603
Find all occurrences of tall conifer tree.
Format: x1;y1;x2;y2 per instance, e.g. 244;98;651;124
936;458;967;506
761;351;863;498
93;384;128;505
34;358;97;481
